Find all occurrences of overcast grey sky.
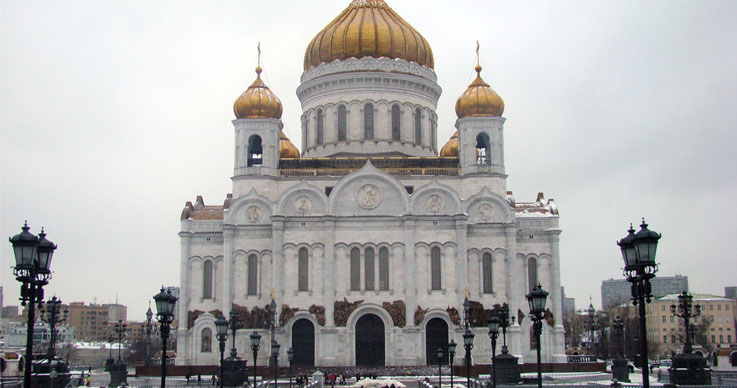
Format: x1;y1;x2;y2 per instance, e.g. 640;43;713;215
2;0;736;321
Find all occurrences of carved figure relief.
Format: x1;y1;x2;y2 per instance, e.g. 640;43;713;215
477;203;493;221
245;206;262;222
334;298;363;327
295;196;312;214
280;304;299;327
309;305;326;326
382;300;406;328
426;195;445;212
356;184;381;209
414;306;429;326
446;307;460;326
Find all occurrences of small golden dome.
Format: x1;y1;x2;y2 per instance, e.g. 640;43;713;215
279;130;300;159
304;0;434;71
234;66;283;119
455;64;504;119
439;130;459;157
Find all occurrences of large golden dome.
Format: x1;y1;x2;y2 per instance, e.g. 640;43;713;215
439;130;459;157
304;0;434;71
279;130;300;159
233;66;283;120
455;65;504;118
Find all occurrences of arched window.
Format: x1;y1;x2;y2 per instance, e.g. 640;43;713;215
316;109;323;145
365;247;375;291
528;257;538;293
482;252;493;294
415;108;422;143
203;260;213;299
431;247;441;290
338;105;347;141
379;247;389;291
364;103;374;140
298;248;309;291
201;328;212;352
247;135;263;166
475;133;491;165
247;254;258;296
350;247;361;291
391;105;401;140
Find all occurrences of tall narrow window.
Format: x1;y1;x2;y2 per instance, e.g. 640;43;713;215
298;248;309;291
247;254;258;296
364;103;374;140
391;105;400;140
482;252;493;294
365;248;375;291
414;108;422;143
528;257;538;293
475;133;491;165
350;247;361;291
338;105;347;141
247;135;263;166
203;260;213;299
379;247;389;291
316;109;324;145
431;247;441;290
201;328;212;352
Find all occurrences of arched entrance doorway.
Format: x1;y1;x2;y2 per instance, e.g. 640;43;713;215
291;319;315;366
426;318;449;365
355;314;385;366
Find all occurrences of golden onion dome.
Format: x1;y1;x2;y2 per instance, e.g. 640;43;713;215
279;130;300;159
233;66;283;120
304;0;434;71
439;130;459;157
455;65;504;119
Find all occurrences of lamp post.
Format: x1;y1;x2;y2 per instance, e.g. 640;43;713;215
41;296;67;362
587;302;596;356
229;310;240;358
488;316;500;388
145;304;154;366
287;348;294;388
448;340;456;388
251;331;261;388
612;316;624;359
9;222;57;388
436;346;443;388
153;287;177;388
108;336;114;361
610;316;629;382
499;305;511;355
670;291;700;354
271;341;280;388
462;297;475;388
617;220;660;388
215;316;229;388
526;283;549;388
114;320;127;361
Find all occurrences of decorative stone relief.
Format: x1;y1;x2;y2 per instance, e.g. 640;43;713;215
414;306;429;326
294;196;312;214
245;206;262;222
334;298;363;327
356;184;381;209
188;310;204;329
309;305;326;326
280;304;299;327
382;300;406;328
426;195;445;212
544;308;555;326
231;304;249;329
301;56;438;84
518;309;526;325
477;203;493;221
467;301;508;328
446;307;460;326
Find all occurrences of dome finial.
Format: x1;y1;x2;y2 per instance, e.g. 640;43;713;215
455;46;504;118
233;44;283;120
255;42;263;76
475;41;483;74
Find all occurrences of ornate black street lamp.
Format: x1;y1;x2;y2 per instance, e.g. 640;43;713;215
488;316;500;388
612;316;624;358
145;304;154;365
618;220;660;388
671;291;701;354
498;305;512;354
610;316;629;381
153;287;177;388
114;320;127;361
250;331;262;387
9;222;57;388
108;336;115;361
462;296;475;388
448;340;456;388
271;341;280;388
587;302;596;356
229;310;240;358
215;316;229;388
436;346;444;388
41;296;67;362
287;347;294;388
527;283;549;388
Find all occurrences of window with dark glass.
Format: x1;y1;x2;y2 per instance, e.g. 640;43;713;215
528;257;538;293
316;109;323;145
431;247;441;290
391;105;400;140
247;254;258;295
338;105;347;141
482;252;493;293
365;248;375;291
203;260;213;299
415;108;422;143
298;248;309;291
364;103;374;140
350;247;360;291
379;247;389;291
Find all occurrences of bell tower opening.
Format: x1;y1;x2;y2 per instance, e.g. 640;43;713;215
247;135;263;166
475;133;491;165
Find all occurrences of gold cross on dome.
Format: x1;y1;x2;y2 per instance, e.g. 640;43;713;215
464;287;469;298
270;288;275;299
476;40;480;66
257;42;261;67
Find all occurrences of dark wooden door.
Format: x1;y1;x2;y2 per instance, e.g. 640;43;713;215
291;319;315;366
426;318;449;365
355;314;385;366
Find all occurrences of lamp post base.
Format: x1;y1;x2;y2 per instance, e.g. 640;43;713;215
106;359;128;387
669;353;711;385
611;358;630;382
222;357;248;387
494;353;520;384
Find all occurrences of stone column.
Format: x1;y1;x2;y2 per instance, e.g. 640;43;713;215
272;217;285;308
455;214;468;308
323;217;336;327
548;229;566;362
402;216;417;324
504;225;522;355
177;230;192;365
223;226;234;316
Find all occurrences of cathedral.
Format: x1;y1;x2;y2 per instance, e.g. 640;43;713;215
177;0;565;367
